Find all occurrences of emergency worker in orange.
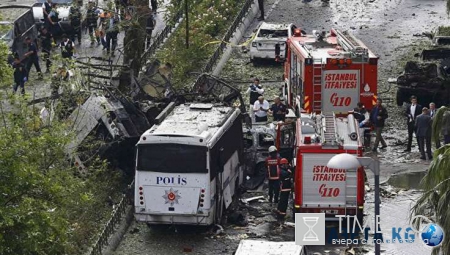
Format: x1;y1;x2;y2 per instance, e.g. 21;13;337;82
277;158;292;220
266;146;281;204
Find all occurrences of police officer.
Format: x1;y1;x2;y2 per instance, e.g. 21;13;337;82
277;158;292;220
42;0;52;29
39;27;53;73
86;1;100;45
23;37;43;79
12;55;27;95
48;3;60;37
60;34;74;59
246;78;264;105
266;146;281;204
69;4;82;44
105;14;119;56
145;13;156;49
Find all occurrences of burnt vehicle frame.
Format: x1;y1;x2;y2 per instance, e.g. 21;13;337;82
396;48;450;107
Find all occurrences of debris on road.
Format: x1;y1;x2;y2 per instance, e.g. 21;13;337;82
241;196;265;204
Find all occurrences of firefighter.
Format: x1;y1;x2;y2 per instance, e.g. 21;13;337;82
86;1;100;45
277;158;292;220
60;34;74;59
266;145;281;204
39;27;53;73
69;3;82;44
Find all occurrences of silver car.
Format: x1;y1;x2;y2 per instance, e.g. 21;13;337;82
250;22;296;64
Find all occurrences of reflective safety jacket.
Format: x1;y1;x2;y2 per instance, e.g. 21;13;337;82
280;167;292;192
266;156;281;180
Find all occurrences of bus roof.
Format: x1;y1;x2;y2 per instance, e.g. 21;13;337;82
140;103;240;146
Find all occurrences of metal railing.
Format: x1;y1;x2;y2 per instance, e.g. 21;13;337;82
202;0;254;73
88;180;134;255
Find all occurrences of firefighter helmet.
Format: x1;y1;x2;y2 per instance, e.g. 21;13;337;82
268;146;277;153
280;158;289;164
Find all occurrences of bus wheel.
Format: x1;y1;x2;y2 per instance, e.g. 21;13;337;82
255;162;266;177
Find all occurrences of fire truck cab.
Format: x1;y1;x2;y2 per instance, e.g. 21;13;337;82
283;28;378;114
292;113;365;221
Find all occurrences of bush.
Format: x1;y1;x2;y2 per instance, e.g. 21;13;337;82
157;0;244;89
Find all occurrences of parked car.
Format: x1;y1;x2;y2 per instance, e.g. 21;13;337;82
249;22;296;64
0;7;38;59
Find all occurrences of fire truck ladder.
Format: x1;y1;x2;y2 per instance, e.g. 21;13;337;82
312;58;323;112
334;29;369;59
344;168;358;215
321;113;339;147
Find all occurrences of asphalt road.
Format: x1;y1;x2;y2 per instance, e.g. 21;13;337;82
114;0;446;254
4;0;167;101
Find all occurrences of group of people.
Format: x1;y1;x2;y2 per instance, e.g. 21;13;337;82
265;146;293;221
402;96;449;160
10;0;157;95
355;95;450;160
247;78;288;123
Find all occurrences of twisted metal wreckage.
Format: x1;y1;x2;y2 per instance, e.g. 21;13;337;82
28;57;251;173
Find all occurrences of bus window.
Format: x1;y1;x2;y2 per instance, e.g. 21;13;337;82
136;144;207;173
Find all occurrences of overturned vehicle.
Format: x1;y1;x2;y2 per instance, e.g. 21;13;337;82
396;48;450;107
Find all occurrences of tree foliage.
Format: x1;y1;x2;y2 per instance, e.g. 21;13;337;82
412;145;450;253
157;0;244;89
0;40;125;254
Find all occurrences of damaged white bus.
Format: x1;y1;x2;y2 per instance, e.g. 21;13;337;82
134;102;244;225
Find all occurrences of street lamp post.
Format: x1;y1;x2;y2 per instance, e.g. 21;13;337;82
327;153;381;255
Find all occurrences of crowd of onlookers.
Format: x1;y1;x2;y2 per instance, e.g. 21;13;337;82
10;0;158;95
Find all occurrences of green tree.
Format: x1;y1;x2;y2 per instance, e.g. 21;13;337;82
0;40;124;254
412;106;450;255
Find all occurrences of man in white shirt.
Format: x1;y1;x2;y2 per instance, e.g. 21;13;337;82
404;96;422;152
253;96;269;122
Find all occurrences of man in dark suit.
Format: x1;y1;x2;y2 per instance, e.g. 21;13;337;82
429;102;437;118
404;96;423;152
370;98;389;152
415;108;432;160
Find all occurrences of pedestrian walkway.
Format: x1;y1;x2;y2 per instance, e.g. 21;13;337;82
21;0;168;103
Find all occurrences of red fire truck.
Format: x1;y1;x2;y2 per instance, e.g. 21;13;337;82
282;28;378;114
291;113;366;221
